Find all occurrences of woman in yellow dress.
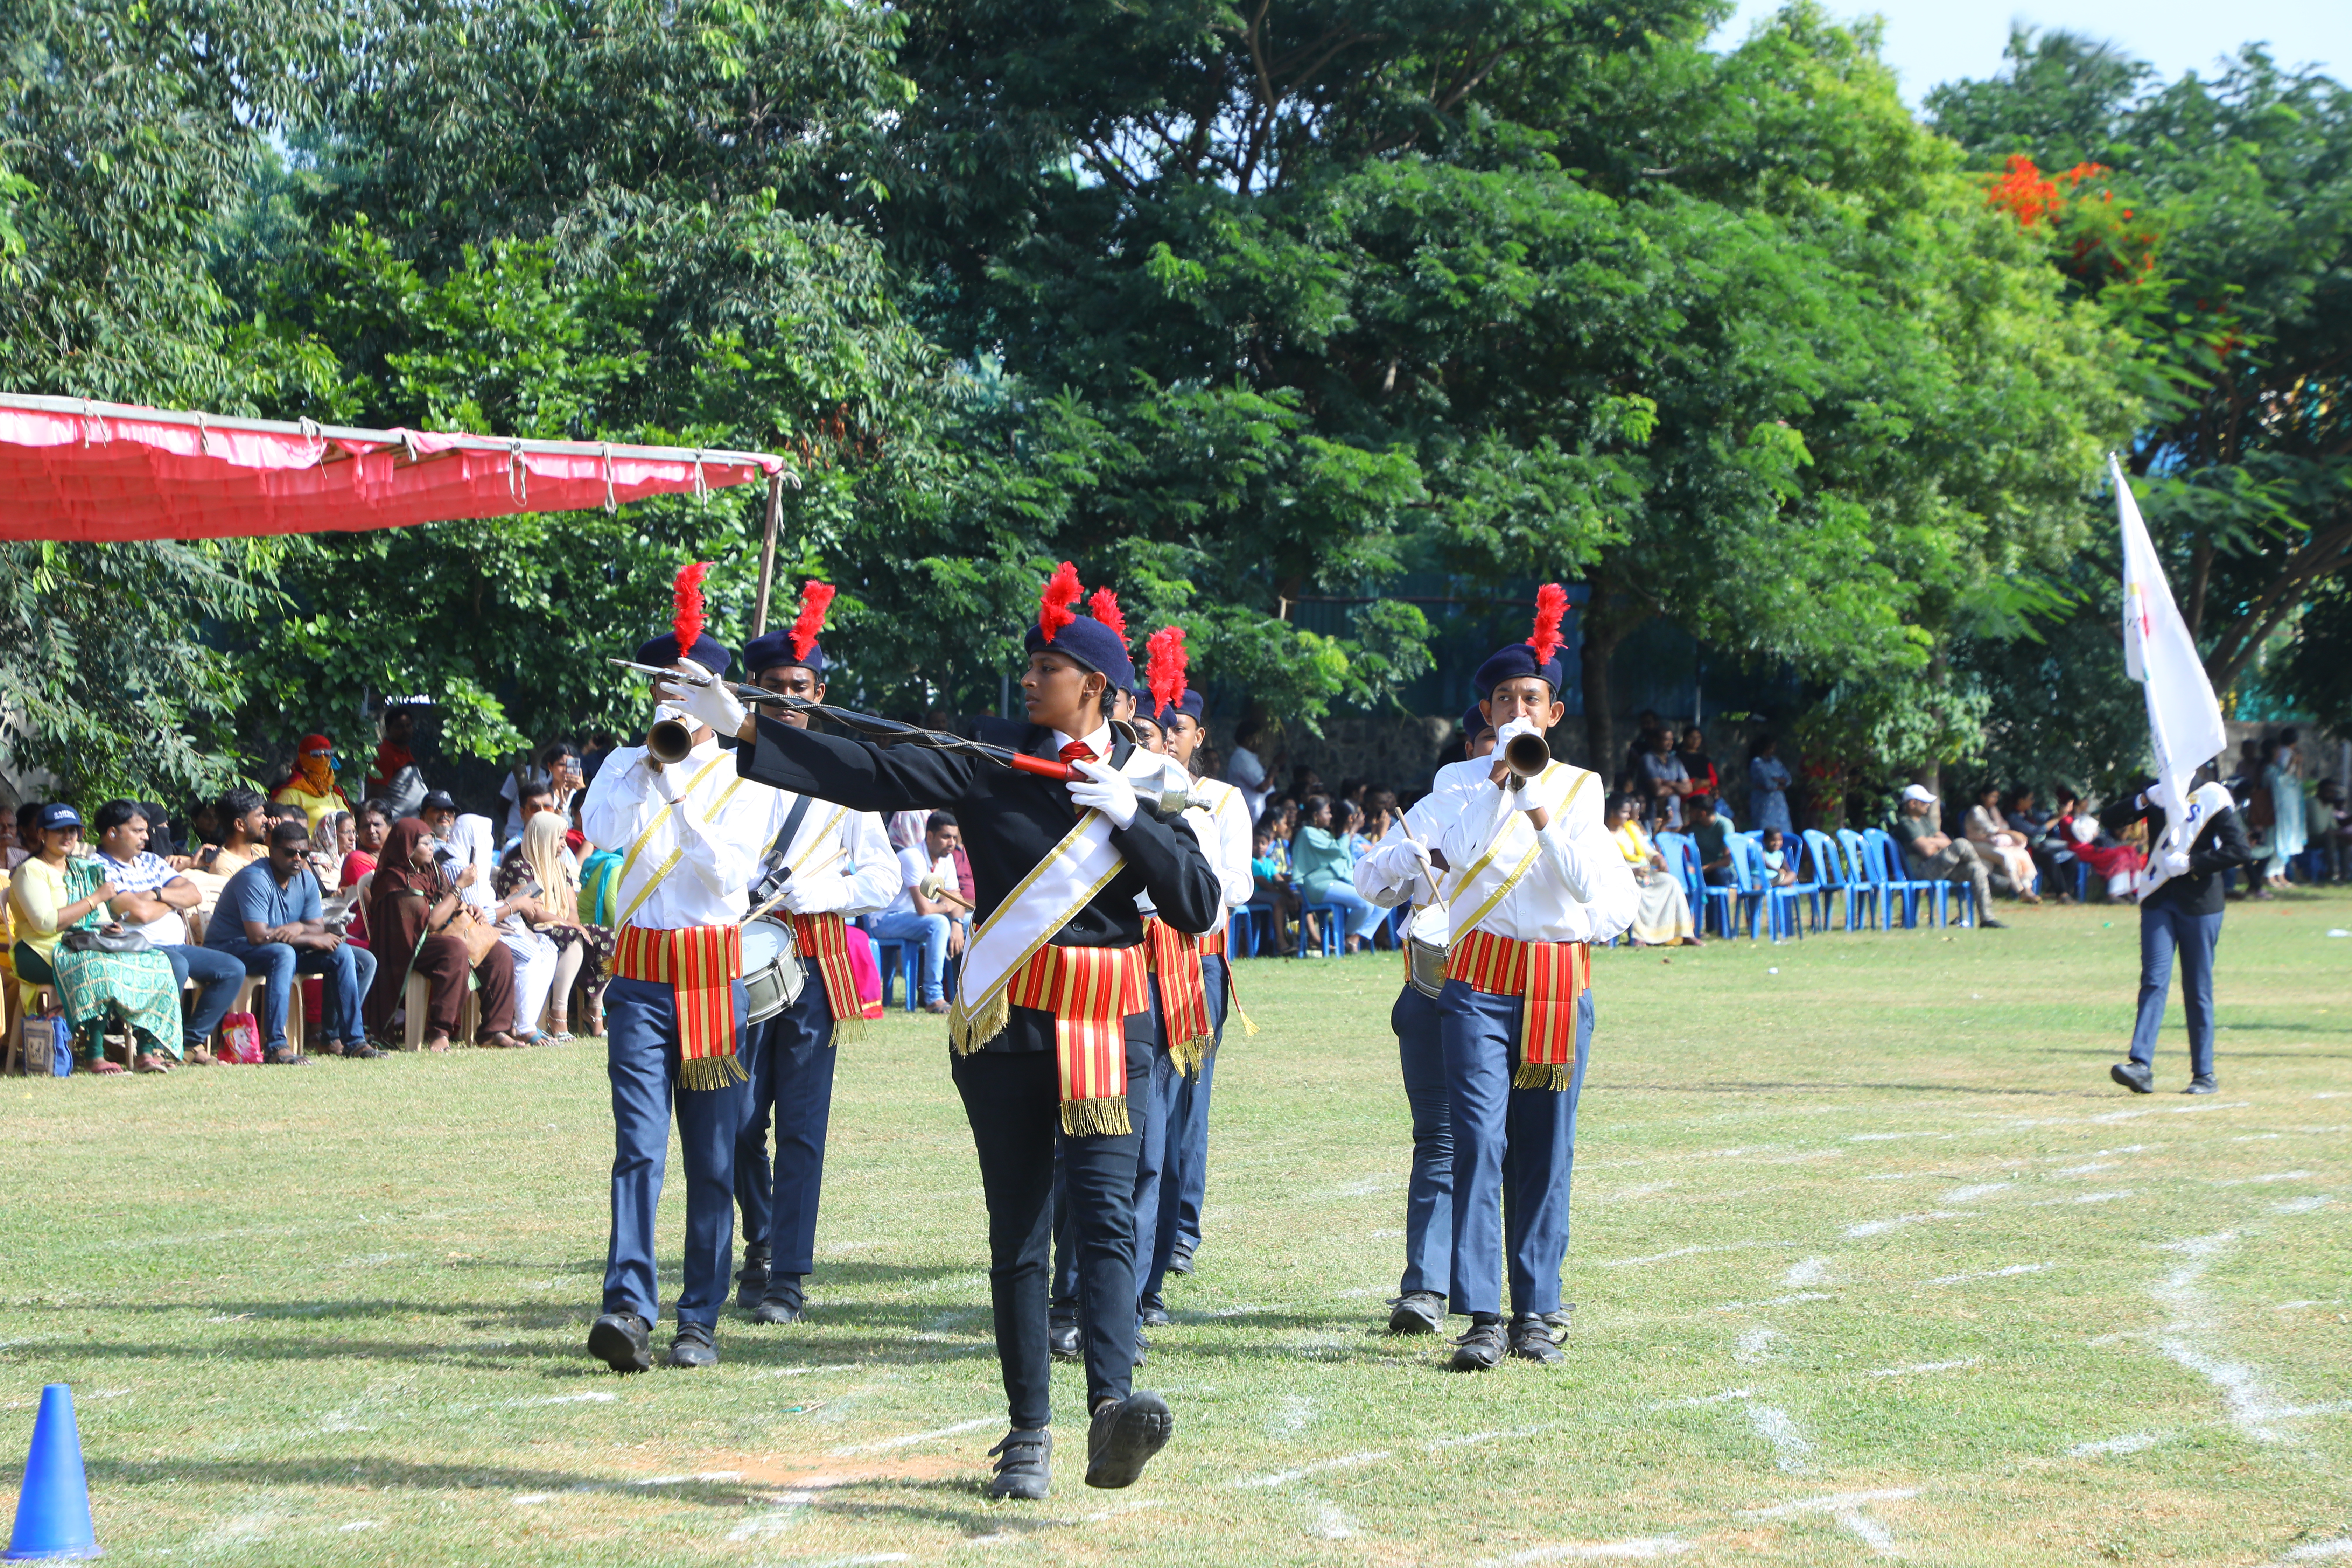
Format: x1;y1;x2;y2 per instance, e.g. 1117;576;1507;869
1607;794;1699;947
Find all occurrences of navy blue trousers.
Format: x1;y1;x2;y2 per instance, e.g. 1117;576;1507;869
734;967;838;1277
1055;980;1168;1312
602;974;749;1330
2130;902;2223;1079
1141;958;1227;1301
1438;979;1594;1318
1391;982;1453;1298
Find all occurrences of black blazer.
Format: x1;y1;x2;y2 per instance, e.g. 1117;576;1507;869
2107;790;2254;917
736;715;1222;1053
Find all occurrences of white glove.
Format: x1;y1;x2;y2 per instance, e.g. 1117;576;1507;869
1493;718;1543;808
1067;757;1139;830
777;875;839;916
2144;780;2175;812
1386;833;1434;876
671;657;747;736
2160;849;2192;879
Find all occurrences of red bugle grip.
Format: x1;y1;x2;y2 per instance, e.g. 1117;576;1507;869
1005;752;1077;782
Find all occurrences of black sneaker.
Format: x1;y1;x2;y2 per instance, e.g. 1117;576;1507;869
587;1312;653;1374
1049;1319;1082;1363
664;1321;718;1368
2111;1061;2155;1094
2184;1074;2218;1095
1449;1320;1506;1372
1386;1291;1446;1335
1137;1296;1171;1328
1508;1314;1564;1365
986;1427;1051;1500
750;1275;805;1324
1085;1391;1173;1488
736;1249;770;1309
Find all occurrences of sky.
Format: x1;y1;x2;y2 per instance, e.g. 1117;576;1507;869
1709;0;2351;105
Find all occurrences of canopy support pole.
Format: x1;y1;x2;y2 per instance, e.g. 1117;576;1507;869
753;471;784;635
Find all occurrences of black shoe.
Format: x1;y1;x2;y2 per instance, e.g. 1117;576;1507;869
751;1276;806;1325
736;1250;770;1309
1085;1391;1173;1489
1049;1320;1082;1363
2184;1074;2217;1095
1449;1320;1506;1372
2111;1061;2155;1095
664;1321;718;1368
1980;916;2009;929
1508;1314;1564;1365
1167;1240;1196;1276
1137;1297;1170;1328
1541;1304;1576;1338
1386;1292;1445;1335
587;1312;652;1373
986;1427;1051;1500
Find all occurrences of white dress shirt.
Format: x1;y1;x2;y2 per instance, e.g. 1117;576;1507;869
1189;776;1255;910
580;736;787;930
1423;760;1638;944
1355;757;1498;946
761;799;897;919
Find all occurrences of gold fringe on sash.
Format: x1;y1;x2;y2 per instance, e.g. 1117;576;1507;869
1061;1094;1133;1138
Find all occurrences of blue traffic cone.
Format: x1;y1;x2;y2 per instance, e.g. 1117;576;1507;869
5;1385;99;1560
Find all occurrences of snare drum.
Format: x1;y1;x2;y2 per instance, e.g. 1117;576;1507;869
741;915;806;1023
1405;904;1449;999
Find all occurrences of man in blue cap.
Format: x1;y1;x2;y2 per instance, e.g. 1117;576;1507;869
676;564;1219;1499
1358;587;1637;1370
578;570;790;1373
729;584;901;1326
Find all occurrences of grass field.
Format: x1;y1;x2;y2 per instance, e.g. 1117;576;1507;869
5;889;2350;1566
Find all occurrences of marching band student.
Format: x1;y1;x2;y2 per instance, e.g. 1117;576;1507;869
1367;588;1637;1370
580;565;789;1374
1136;628;1255;1315
730;584;900;1326
677;563;1220;1499
1355;702;1496;1336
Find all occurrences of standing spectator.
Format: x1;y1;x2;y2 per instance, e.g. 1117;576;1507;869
1624;709;1665;783
500;742;581;845
1676;727;1721;805
93;800;245;1067
2263;729;2308;889
367;706;428;816
1638;728;1692;831
205;821;382;1062
363;818;522;1051
580;729;620;785
1746;734;1794;834
2108;776;2255;1094
10;803;182;1073
1889;785;2004;929
868;811;968;1012
1227;720;1272;822
2315;778;2349;883
1963;784;2042;901
273;734;352;835
1290;794;1386;954
196;787;271;876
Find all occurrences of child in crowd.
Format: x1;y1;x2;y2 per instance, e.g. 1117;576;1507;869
1759;827;1798;887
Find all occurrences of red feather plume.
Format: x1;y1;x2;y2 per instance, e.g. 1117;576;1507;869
790;580;836;662
1145;624;1189;714
1088;587;1127;646
1038;561;1082;643
1526;582;1568;667
671;561;710;654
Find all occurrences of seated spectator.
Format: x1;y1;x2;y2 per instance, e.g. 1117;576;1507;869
1963;783;2042;901
493;810;610;1042
503;779;556;853
1686;796;1735;887
1245;822;1301;957
273;734;352;835
1291;794;1386;955
196;787;270;876
1606;793;1700;947
1889;785;2004;929
308;809;353;891
1639;727;1692;831
9;803;185;1073
869;812;969;1012
339;800;393;947
1678;727;1721;804
1747;735;1793;834
1758;826;1798;887
93;799;246;1067
363;818;522;1051
420;792;500;914
205;820;382;1062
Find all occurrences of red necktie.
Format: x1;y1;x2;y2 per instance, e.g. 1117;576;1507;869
1059;741;1095;766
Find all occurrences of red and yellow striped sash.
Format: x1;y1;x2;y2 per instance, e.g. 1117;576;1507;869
790;912;863;1037
1004;943;1149;1136
612;924;746;1090
1142;916;1214;1076
1445;929;1591;1090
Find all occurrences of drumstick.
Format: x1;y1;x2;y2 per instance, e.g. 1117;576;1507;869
1396;815;1443;906
744;844;847;924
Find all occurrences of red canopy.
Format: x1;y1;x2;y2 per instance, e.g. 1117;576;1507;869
0;393;785;541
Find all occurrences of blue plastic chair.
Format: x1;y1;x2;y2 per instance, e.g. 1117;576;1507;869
1835;829;1883;930
1228;906;1256;958
1303;903;1343;957
1654;832;1703;920
1862;829;1942;929
1740;832;1812;940
1722;835;1773;940
1799;829;1848;931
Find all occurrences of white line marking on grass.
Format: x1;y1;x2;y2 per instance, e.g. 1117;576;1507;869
635;1471;740;1486
2234;1133;2284;1141
1931;1263;2054;1285
1599;1239;1788;1268
1846;1211;1965;1237
1784;1256;1831;1286
2208;1172;2313;1186
510;1391;618;1406
2054;1161;2118;1176
2274;1196;2332;1214
1871;1358;1980;1376
1837;1508;1900;1554
2149;1232;2327;1444
1745;1488;1919;1518
1746;1405;1814;1472
1429;1425;1548;1450
727;1491;817;1542
1715;1292;1833;1311
2036;1190;2135;1205
2068;1431;2169;1456
828;1417;996;1456
1851;1132;1952;1142
2165;1101;2251;1113
1476;1539;1694;1563
512;1494;550;1505
1310;1499;1357;1538
2282;1538;2352;1560
2096;1145;2154;1155
1735;1327;1782;1364
1651;1389;1754;1408
748;1363;862;1379
338;1520;379;1532
1233;1451;1391;1488
1941;1182;2014;1203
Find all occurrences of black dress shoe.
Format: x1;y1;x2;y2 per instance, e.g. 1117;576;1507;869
1085;1391;1173;1489
664;1321;718;1368
1137;1297;1171;1327
1386;1291;1445;1335
2184;1074;2218;1094
1508;1314;1564;1365
587;1312;652;1373
736;1250;769;1309
987;1427;1052;1500
1049;1320;1082;1363
1449;1320;1506;1372
2111;1061;2155;1094
1167;1240;1197;1276
751;1277;806;1325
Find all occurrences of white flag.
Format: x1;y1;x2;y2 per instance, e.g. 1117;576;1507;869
2114;454;2226;889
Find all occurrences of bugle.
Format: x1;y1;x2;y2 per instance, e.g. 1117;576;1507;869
646;713;696;765
1501;727;1550;790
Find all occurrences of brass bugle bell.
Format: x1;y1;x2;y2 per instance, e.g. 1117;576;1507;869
1502;727;1550;790
647;714;695;765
